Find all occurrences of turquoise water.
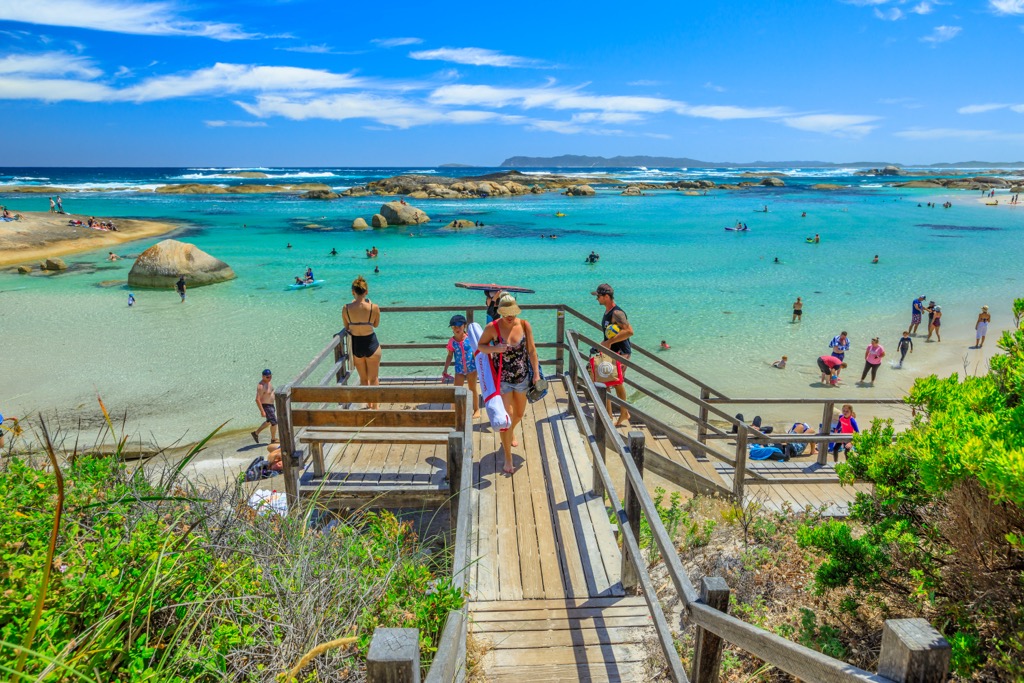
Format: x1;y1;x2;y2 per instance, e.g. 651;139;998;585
2;167;1021;443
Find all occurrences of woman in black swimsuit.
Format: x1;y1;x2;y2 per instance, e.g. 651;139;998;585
343;276;382;407
477;294;539;474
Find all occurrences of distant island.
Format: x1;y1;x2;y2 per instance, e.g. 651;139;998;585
438;163;474;168
499;154;1024;169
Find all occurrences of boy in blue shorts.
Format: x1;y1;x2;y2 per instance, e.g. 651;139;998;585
442;314;480;418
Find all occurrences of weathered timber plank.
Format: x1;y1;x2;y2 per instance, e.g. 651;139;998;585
513;403;544;600
470;605;653;622
291;385;457;404
470;596;647;611
475;626;652;649
495;418;524;601
483;643;647;667
473;424;499;601
521;399;564;599
482;663;643;683
471;615;655;633
300;431;452;445
291;408;455;429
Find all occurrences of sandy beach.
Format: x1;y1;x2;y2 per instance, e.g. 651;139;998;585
0;211;180;267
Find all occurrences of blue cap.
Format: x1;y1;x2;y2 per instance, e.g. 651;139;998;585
262;369;272;376
449;314;467;327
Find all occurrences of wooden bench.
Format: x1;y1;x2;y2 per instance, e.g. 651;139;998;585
282;385;469;511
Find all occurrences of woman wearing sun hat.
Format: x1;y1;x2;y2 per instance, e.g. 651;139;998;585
477;294;539;474
975;305;991;348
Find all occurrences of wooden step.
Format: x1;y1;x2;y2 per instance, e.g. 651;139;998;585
298;482;448;508
299;428;452;445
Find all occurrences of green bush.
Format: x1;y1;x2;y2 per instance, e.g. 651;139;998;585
0;452;461;682
797;303;1024;680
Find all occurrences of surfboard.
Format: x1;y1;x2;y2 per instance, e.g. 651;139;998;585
455;282;535;293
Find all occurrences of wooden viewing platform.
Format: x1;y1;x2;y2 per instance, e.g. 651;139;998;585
274;304;950;683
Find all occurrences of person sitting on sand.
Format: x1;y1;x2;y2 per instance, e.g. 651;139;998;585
772;355;787;369
788;422;818;457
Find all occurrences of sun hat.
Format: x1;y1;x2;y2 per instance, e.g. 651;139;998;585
934;306;941;311
982;305;989;310
591;283;614;296
262;369;272;376
449;314;467;327
496;294;521;317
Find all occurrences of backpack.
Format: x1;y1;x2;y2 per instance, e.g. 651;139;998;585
244;457;278;482
589;352;624;387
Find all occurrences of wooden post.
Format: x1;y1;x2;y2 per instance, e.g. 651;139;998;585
621;431;645;590
733;426;748;503
367;628;421;683
453;388;466;434
466;307;474;325
592;385;608;500
447;432;464;518
819;401;834;466
878;619;951;683
275;388;299;510
691;576;731;683
337;335;350;385
697;387;710;446
311;442;325;478
555;308;566;375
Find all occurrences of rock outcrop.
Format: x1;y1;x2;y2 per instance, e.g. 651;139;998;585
760;177;785;187
352;217;369;230
811;183;844;190
127;239;235;288
565;184;596;196
379;201;430;225
17;265;31;274
445;219;477;229
42;258;67;271
155;183;332;195
371;214;388;228
302;189;339;200
340;170;620;198
621;186;643;196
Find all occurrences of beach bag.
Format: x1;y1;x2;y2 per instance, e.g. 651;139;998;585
589;352;624;387
749;445;786;461
467;322;511;431
244;457;276;482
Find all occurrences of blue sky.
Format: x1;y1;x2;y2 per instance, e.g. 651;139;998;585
1;0;1024;166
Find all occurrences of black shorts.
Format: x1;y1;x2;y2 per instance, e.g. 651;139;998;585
793;309;802;316
817;358;831;374
262;403;277;426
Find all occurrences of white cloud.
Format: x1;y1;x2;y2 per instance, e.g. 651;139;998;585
204;120;267;128
685;104;789;119
409;47;542;68
921;25;961;43
874;7;904;20
626;79;660;87
957;103;1009;114
895;127;1024;141
0;76;114;101
782;114;880;137
0;0;255;40
122;63;365;102
1012;104;1024;112
0;51;101;78
910;2;936;14
703;82;726;92
280;44;337;54
371;37;422;48
989;0;1024;14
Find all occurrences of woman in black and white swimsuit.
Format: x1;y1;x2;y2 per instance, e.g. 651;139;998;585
343;276;381;407
477;294;539;474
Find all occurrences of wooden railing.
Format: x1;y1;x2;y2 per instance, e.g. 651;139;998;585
563;339;950;683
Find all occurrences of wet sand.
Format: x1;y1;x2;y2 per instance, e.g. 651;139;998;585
0;211;180;267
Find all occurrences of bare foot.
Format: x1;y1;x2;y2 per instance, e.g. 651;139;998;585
615;418;630;427
512;437;519;447
472;411;480;419
503;462;516;474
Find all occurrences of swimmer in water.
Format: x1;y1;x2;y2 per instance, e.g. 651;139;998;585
374;266;380;274
286;243;292;249
871;255;879;264
773;257;780;264
660;340;670;350
330;248;338;256
772;355;787;369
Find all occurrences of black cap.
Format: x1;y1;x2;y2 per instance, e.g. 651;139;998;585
449;314;467;327
591;283;614;296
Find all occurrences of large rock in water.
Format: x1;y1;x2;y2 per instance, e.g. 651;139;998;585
565;184;596;196
128;239;235;288
371;214;388;228
352;217;369;230
379;201;430;225
760;177;785;187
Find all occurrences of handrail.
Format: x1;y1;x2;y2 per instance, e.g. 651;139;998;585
561;373;688;681
563;336;916;683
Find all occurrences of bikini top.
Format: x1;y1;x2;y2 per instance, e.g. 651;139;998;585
345;302;378;329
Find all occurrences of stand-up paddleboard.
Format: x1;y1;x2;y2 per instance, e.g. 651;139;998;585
455;282;535;294
288;279;325;290
467;322;511;432
724;227;750;232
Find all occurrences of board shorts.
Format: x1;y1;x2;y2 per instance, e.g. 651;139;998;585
262;403;277;426
912;313;922;325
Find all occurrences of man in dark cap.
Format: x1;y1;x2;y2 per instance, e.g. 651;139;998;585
593;283;633;427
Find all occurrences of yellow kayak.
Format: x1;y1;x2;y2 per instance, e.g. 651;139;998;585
555;212;566;217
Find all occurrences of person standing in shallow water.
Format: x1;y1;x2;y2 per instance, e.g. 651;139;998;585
897;331;913;368
860;337;885;386
975;305;991;348
477;295;539;474
176;276;186;303
926;305;942;342
792;297;803;323
909;296;926;336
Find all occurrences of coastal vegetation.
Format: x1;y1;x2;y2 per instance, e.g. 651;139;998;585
641;300;1024;681
0;420;462;682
